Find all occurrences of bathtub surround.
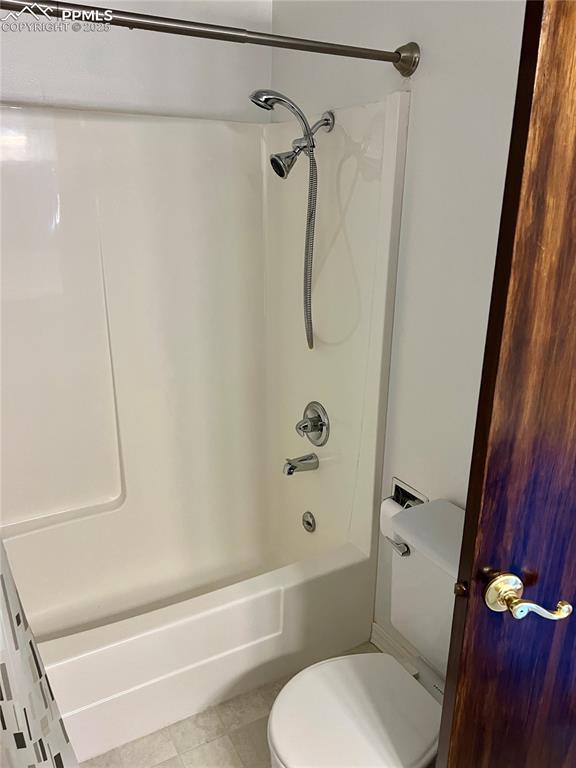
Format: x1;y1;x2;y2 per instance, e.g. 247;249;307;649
0;544;78;768
2;94;408;759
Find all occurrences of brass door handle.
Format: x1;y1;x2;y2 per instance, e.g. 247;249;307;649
485;573;573;621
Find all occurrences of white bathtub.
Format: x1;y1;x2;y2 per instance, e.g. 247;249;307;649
40;544;373;761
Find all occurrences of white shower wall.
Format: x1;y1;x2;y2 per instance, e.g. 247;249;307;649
263;103;404;563
2;106;269;638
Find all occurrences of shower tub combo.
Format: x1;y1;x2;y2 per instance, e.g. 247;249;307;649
1;93;409;759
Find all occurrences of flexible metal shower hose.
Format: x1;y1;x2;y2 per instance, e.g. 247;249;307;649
304;150;318;349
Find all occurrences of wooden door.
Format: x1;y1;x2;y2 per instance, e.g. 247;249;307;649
437;1;576;766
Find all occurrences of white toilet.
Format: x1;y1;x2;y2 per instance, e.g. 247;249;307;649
267;499;464;768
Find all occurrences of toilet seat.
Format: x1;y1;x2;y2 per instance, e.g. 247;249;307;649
268;653;441;768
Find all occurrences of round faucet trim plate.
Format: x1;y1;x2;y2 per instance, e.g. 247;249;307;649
296;401;330;447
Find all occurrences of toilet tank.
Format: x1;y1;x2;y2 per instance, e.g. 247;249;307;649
385;499;465;676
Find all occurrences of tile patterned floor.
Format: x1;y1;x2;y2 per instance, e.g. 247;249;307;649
82;642;380;768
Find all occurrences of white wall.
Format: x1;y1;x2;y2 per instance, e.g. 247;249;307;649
271;0;525;630
1;0;272;120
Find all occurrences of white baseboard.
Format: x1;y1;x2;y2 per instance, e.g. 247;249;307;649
370;621;414;659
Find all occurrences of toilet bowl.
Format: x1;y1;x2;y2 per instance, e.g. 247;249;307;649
268;653;441;768
267;499;463;767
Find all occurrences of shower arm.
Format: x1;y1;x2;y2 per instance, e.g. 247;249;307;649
292;114;336;152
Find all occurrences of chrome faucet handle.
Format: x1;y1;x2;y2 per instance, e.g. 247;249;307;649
295;415;324;437
295;401;330;446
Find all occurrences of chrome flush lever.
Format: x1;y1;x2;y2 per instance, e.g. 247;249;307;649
384;536;411;557
484;573;573;621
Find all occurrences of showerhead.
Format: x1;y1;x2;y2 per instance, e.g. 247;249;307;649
249;89;314;147
270;148;302;179
249;89;283;111
250;89;313;181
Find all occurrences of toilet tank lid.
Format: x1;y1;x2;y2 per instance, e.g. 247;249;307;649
389;499;465;578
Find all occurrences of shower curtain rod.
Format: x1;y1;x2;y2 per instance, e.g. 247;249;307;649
0;0;420;76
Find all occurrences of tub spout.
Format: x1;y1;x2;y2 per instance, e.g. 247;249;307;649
283;453;319;476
